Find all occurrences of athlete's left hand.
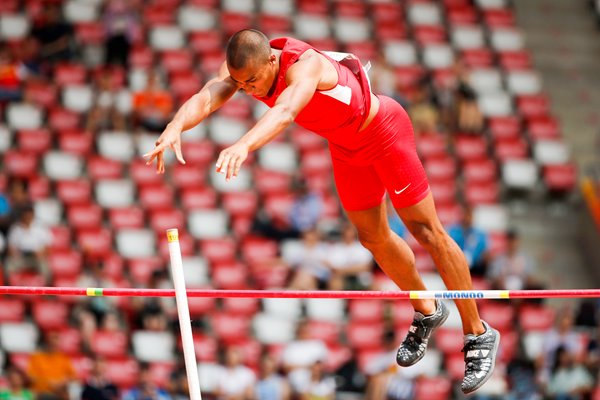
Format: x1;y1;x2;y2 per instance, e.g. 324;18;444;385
216;141;249;181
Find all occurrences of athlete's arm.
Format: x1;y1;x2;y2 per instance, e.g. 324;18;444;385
216;52;324;181
144;62;238;173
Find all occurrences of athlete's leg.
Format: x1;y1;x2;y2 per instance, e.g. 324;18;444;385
396;192;485;335
345;203;435;316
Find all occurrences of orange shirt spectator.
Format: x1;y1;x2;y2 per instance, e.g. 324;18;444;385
27;331;76;399
132;71;174;132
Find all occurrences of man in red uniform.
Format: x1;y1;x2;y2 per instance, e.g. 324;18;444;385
144;29;499;394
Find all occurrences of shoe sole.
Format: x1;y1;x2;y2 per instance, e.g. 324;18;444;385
462;327;501;394
396;304;450;367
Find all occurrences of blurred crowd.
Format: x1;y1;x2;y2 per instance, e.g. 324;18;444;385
0;0;598;399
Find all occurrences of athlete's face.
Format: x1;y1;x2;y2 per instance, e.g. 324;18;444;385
228;53;277;97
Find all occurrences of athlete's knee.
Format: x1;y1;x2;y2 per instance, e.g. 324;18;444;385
406;220;447;251
355;227;391;251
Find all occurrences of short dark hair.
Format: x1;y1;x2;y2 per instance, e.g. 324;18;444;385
226;29;271;70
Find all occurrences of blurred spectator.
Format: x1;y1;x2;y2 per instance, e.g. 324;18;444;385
487;229;538;291
85;70;128;133
505;356;542;400
574;300;597;329
447;206;489;276
6;205;52;281
166;363;188;400
253;178;323;241
546;346;594;399
285;228;332;290
102;0;140;67
327;223;373;290
407;79;439;136
80;357;119;400
538;308;587;385
132;70;174;132
215;346;256;400
254;354;291;400
0;365;34;400
282;321;328;394
27;330;77;400
77;257;118;322
122;362;170;400
0;45;28;103
364;330;414;400
31;5;74;66
0;178;32;234
130;269;173;331
299;361;336;400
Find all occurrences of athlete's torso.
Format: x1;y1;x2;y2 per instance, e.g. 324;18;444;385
253;37;375;146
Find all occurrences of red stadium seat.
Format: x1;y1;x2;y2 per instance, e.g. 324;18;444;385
32;299;69;330
139;184;175;211
304;320;341;344
144;4;175;25
371;2;403;23
257;14;292;36
192;333;218;362
0;298;26;322
527;115;561;141
517;94;550;118
75;22;105;44
414;25;447;45
29;175;50;200
58;131;93;157
300;148;332;175
187;296;217;317
109;207;145;229
130;160;164;186
254;168;293;194
221;191;258;217
48;249;83;279
464;181;500;205
87;156;123;180
54;63;87;86
178;140;215;166
217;96;252;120
347;321;384;350
3;150;37;178
170;71;203;100
48;107;80;132
212;261;248;289
150;209;186;234
429;179;458;205
240;236;279;264
149;361;175;389
374;22;408;41
483;8;515;27
498;49;532;70
129;257;164;285
463;158;497;183
392;301;416;327
461;48;494;68
210;312;252;342
543;163;577;192
499;330;519;363
67;203;103;230
263;193;296;224
171;164;208;189
56;179;92;206
180;187;217;210
189;31;222;54
24;81;58;109
17;129;52;154
445;352;466;380
92;330;129;358
435;328;464;355
414;376;452;400
157;231;195;258
454;135;488;160
298;0;329;14
70;355;92;381
488;116;521;141
105;357;139;389
130;46;154;69
222;297;260;316
199;238;237;264
425;155;457;181
57;328;82;356
479;302;515;331
325;343;353;372
290;126;326;151
333;0;366;17
49;226;72;250
436;202;464;226
518;305;556;332
349;300;385;322
161;49;194;73
393;65;426;89
77;228;113;258
494;137;529;162
221;12;253;36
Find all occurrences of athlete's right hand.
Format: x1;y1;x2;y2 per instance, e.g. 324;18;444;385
143;124;186;174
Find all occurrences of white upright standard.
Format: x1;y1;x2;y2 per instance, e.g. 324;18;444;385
166;228;202;400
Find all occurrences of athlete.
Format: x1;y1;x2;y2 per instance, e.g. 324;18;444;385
144;29;500;394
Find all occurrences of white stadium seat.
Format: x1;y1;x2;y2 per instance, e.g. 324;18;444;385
253;313;297;344
294;14;330;40
0;322;39;353
407;2;442;26
262;298;303;320
469;68;504;95
132;331;175;362
116;229;156;258
181;256;210;287
0;14;30;40
7;103;43;130
182;123;208;142
259;0;293;16
473;204;509;233
198;363;223;393
44;151;83;180
475;0;508;9
95;179;135;208
208;116;248;145
506;70;542;95
178;6;218;32
0;125;12;154
490;28;524;51
305;298;346;322
222;0;254;13
188;210;229;239
62;84;94;113
150;26;185;51
34;199;63;226
258;142;298;173
478;91;513;117
502;159;539;190
383;41;417;67
333;18;370;43
533;140;570;165
63;0;99;23
136;133;175;165
451;25;485;50
209;168;252;192
422;45;455;69
97;131;135;162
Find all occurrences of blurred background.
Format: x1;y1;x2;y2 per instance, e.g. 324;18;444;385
0;0;599;399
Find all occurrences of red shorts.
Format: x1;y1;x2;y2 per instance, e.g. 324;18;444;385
329;95;430;211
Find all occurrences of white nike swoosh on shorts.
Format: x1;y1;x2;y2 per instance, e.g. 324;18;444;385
394;183;411;195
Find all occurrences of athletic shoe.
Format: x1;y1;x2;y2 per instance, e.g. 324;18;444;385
461;320;501;394
396;299;449;367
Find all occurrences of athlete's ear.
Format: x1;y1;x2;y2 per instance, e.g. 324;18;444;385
269;53;277;65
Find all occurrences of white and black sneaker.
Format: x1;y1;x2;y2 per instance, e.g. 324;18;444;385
461;320;501;394
396;299;449;367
